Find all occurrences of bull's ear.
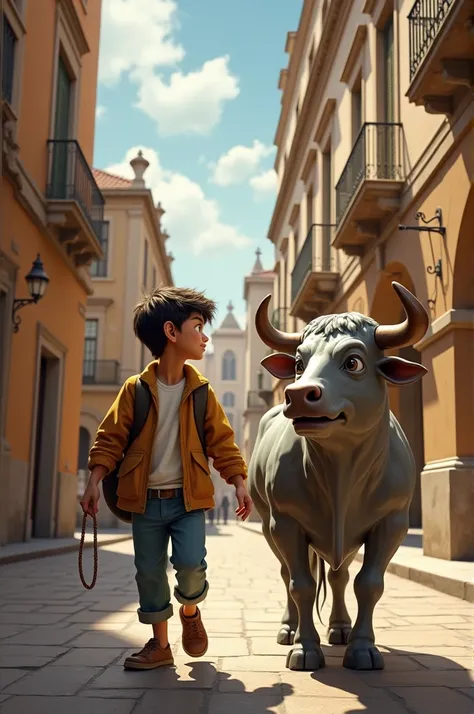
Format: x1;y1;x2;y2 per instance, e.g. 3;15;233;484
376;356;427;385
261;353;296;379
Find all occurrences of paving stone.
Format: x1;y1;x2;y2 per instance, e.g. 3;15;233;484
390;686;474;714
283;694;410;714
135;690;204;713
3;625;84;646
217;671;281;693
411;654;473;670
51;648;124;666
208;693;284;714
80;689;145;699
175;637;249;657
357;670;471;688
0;669;26;690
2;666;102;696
280;669;390;698
67;631;143;648
0;613;68;626
0;696;136;713
91;658;217;689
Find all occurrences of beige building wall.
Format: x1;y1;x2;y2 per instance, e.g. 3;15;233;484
267;0;474;560
79;153;174;527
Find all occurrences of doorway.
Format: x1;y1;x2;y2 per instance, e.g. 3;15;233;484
30;348;62;538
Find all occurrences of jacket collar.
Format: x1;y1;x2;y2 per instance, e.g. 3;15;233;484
139;360;208;400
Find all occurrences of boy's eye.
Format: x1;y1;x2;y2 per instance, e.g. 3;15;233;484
194;324;202;331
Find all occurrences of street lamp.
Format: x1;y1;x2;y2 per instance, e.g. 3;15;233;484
12;254;50;333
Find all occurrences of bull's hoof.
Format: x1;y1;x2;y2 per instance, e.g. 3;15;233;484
277;625;296;645
343;640;384;671
327;624;352;645
286;644;325;671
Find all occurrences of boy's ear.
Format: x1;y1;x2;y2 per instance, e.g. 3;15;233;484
163;320;176;341
261;353;296;380
376;356;427;385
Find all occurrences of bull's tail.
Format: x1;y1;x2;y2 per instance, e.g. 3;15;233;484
315;556;327;625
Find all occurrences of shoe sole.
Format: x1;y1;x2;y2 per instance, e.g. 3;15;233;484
123;658;174;670
182;641;209;658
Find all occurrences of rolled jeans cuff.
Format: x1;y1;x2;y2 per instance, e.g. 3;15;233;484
174;580;209;606
137;603;173;624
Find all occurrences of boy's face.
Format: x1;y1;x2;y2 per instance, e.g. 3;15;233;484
171;312;209;361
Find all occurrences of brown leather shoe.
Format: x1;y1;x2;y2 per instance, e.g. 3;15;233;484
179;606;208;657
123;638;174;670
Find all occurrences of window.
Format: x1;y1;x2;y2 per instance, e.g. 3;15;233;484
143;240;148;287
83;319;98;379
222;351;236;381
382;15;394;122
322;148;332;270
351;78;363;143
90;221;109;278
2;16;17;105
222;392;235;407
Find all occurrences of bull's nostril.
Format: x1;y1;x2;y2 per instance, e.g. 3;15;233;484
284;391;291;405
306;387;322;402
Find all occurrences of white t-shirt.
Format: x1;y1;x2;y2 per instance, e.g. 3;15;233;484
148;378;185;489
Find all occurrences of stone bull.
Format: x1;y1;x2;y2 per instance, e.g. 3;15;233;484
248;282;429;671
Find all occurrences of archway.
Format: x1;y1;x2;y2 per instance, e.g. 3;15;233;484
453;186;474;309
370;262;425;527
78;426;90;471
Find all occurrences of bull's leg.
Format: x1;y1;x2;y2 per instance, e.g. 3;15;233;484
327;555;354;645
343;510;409;671
271;517;325;671
252;486;298;646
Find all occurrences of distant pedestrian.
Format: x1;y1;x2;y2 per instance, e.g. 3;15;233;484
220;495;230;525
208;507;215;525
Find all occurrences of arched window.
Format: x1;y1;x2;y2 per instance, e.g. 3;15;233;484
222;392;235;407
226;411;234;428
222;350;236;380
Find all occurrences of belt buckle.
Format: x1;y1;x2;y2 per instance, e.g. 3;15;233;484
159;489;173;499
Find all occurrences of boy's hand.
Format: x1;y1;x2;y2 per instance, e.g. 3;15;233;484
234;485;252;521
80;483;100;517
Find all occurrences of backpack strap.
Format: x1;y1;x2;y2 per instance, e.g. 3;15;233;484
193;383;209;459
127;378;151;451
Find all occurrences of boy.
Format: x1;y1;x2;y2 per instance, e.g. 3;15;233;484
80;287;252;670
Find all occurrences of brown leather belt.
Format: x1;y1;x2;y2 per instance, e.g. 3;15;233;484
147;488;183;500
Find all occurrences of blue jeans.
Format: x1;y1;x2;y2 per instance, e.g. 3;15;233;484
132;492;208;624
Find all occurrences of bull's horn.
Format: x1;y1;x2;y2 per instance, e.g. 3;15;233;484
374;282;429;350
255;295;301;354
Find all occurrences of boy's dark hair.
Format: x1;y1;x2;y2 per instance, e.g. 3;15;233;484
133;286;217;358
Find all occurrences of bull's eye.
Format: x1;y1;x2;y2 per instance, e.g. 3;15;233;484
344;355;365;373
295;360;304;376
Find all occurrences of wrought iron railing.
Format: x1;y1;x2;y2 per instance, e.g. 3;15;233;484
291;224;336;303
46;140;105;242
2;16;16;104
335;123;403;225
272;308;290;332
90;221;110;278
408;0;454;80
82;360;120;385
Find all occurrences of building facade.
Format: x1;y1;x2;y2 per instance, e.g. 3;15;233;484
1;0;103;545
78;153;174;527
268;0;473;560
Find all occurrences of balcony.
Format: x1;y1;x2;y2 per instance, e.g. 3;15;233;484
82;360;121;386
272;307;290;332
333;123;404;255
290;224;339;321
46;140;105;267
246;390;267;410
407;0;474;113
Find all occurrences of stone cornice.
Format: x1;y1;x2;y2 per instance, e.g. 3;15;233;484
269;0;352;245
414;309;474;352
58;0;90;56
340;25;367;84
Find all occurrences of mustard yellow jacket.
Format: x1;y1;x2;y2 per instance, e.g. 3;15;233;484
88;361;247;514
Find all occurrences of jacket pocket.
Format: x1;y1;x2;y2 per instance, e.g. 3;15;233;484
189;450;214;500
116;451;145;500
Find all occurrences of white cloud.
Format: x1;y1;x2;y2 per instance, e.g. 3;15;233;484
105;146;252;254
249;169;278;200
98;0;239;136
98;0;184;86
210;140;275;186
136;57;239;136
95;105;107;120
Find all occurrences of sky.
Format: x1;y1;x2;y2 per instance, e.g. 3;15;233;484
93;0;302;329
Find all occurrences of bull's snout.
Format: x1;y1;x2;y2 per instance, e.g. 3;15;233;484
284;383;323;414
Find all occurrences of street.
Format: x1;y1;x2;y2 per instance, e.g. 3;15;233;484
0;523;472;714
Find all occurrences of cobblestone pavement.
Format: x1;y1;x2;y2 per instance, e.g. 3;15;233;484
0;523;472;713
